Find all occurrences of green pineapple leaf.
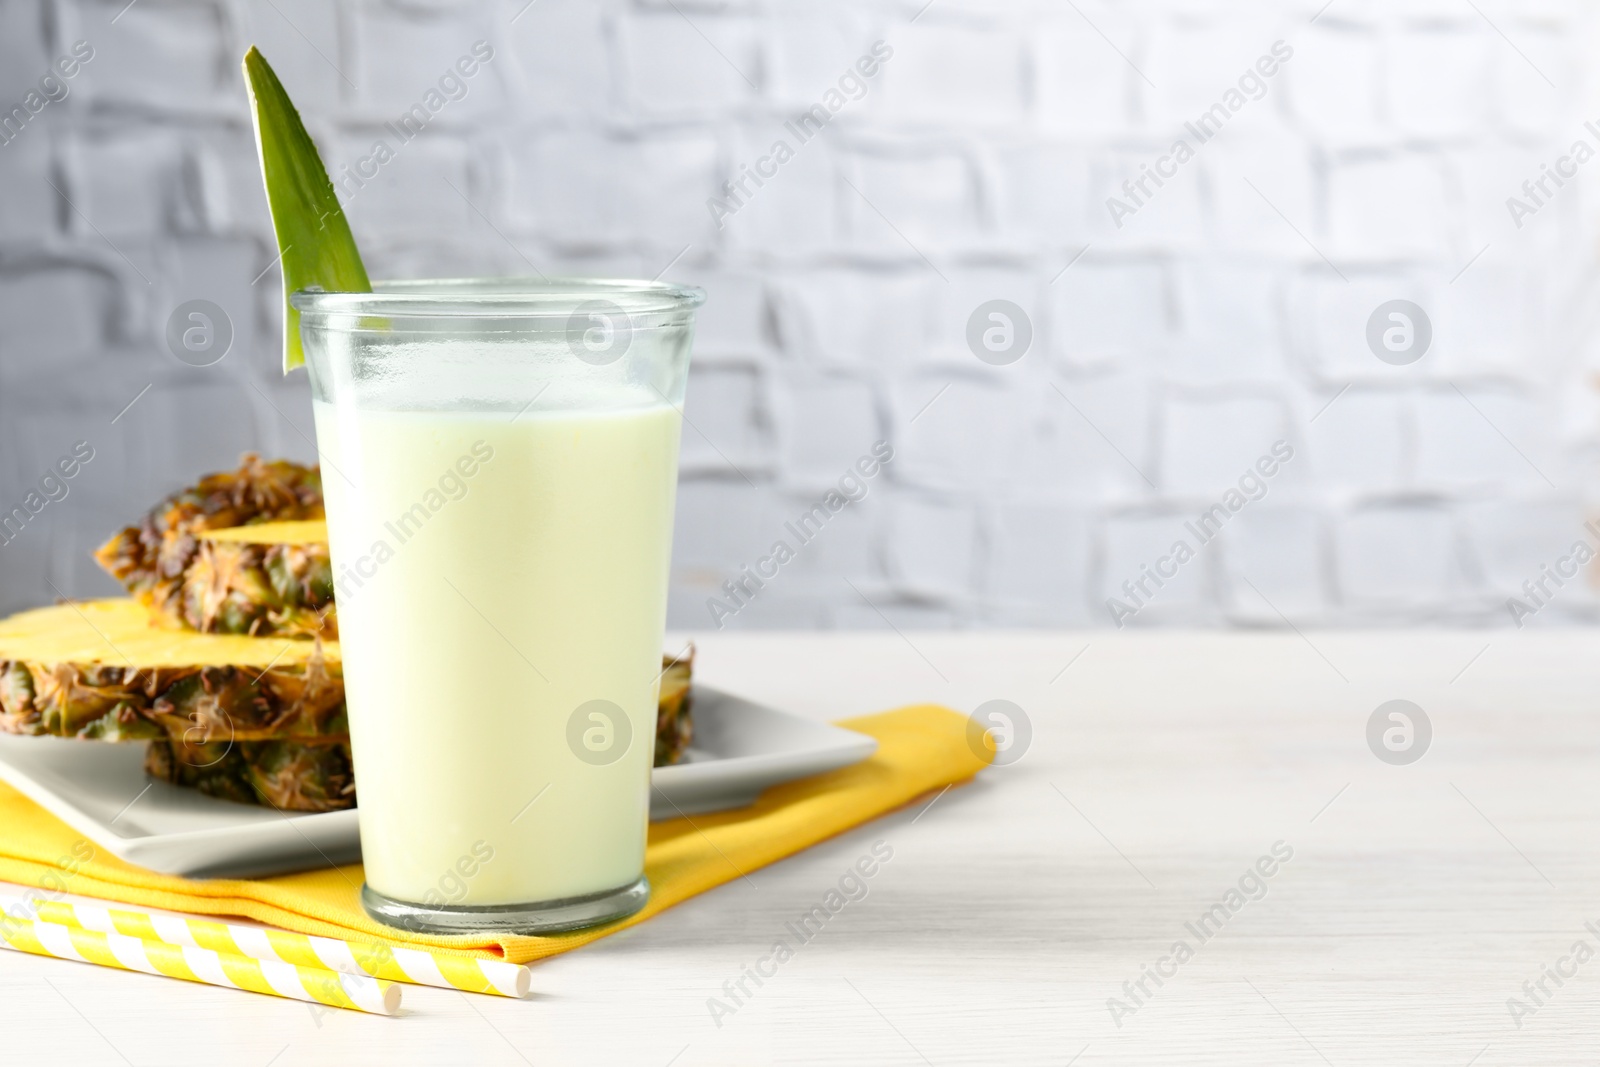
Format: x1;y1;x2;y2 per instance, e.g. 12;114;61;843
242;46;371;373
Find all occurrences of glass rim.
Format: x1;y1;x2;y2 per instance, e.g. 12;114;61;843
290;276;706;318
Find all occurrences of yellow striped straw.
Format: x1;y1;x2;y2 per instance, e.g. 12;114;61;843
0;911;399;1015
1;895;529;998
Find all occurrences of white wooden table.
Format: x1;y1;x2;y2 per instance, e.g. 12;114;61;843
2;629;1596;1065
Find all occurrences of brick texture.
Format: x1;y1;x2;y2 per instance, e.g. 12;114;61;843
1;0;1597;629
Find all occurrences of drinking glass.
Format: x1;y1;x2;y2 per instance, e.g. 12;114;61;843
295;277;702;934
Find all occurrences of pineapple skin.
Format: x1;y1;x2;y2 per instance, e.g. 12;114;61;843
144;649;695;814
178;540;337;639
145;737;356;813
656;647;694;768
2;649;693;814
0;654;345;743
94;454;334;638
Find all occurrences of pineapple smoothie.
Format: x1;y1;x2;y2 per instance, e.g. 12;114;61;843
313;396;681;907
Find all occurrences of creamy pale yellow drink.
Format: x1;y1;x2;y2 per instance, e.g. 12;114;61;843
313;398;681;907
298;278;700;932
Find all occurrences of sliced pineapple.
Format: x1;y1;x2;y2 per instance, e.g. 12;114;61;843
94;455;332;638
0;599;694;812
0;600;343;744
81;452;694;811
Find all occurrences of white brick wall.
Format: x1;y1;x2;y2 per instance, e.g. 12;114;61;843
3;0;1599;631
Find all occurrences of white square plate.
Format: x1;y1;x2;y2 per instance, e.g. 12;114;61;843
0;687;876;879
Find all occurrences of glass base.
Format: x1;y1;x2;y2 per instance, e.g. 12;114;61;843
361;875;649;935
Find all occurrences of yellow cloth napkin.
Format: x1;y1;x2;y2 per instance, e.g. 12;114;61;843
0;706;985;965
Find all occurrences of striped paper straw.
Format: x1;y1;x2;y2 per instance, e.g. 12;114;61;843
0;912;399;1015
1;895;529;998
